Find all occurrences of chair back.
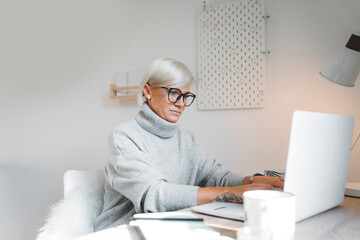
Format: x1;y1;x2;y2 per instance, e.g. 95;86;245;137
64;169;105;199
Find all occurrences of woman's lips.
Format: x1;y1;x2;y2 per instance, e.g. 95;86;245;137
170;110;181;115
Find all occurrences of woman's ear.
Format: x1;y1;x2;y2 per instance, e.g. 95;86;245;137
143;84;151;100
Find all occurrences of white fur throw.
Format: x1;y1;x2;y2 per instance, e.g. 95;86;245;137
36;171;104;240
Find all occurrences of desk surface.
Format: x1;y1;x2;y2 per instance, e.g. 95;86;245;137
74;196;360;240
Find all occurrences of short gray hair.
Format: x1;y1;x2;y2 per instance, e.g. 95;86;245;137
137;58;195;105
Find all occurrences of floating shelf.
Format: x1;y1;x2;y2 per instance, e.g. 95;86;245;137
110;84;138;99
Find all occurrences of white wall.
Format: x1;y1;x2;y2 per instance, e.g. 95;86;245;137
0;0;359;239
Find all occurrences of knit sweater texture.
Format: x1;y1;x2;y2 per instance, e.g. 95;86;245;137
94;103;244;231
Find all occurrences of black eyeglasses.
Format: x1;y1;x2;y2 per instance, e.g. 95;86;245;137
152;86;196;107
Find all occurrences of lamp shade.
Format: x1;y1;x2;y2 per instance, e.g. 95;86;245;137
320;33;360;87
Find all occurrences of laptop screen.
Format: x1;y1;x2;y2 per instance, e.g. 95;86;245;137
284;110;354;222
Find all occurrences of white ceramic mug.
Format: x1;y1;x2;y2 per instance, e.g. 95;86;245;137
237;190;295;240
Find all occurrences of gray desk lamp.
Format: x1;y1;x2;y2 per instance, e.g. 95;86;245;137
320;32;360;197
320;33;360;86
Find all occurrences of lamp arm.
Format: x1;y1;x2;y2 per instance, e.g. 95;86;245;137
351;132;360;151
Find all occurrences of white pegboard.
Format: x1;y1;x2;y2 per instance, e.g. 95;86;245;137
197;0;267;110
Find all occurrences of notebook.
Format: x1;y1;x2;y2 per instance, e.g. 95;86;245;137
345;182;360;197
192;110;354;222
129;212;220;240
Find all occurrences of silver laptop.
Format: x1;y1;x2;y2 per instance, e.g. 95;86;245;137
192;110;354;222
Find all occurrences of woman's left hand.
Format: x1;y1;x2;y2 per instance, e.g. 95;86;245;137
252;176;284;189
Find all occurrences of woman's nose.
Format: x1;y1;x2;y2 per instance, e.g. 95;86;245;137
175;96;185;107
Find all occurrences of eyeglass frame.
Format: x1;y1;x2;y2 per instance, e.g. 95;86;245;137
148;85;196;107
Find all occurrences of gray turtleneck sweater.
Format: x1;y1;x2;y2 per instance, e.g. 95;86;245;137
94;103;245;231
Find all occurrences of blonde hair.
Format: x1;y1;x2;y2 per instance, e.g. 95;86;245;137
137;58;195;105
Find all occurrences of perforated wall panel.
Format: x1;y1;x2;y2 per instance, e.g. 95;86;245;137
197;0;266;110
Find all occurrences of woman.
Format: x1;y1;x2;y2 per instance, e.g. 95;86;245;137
94;58;283;231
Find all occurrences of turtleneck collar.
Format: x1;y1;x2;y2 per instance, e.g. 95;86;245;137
135;103;180;138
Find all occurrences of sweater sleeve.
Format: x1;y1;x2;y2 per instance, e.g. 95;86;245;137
105;130;199;214
192;137;246;187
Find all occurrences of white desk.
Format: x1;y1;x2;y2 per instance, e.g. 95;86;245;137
74;196;360;240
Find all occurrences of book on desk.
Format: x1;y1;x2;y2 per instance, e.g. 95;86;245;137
129;211;220;240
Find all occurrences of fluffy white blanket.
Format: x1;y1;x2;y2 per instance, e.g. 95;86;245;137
35;188;103;240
